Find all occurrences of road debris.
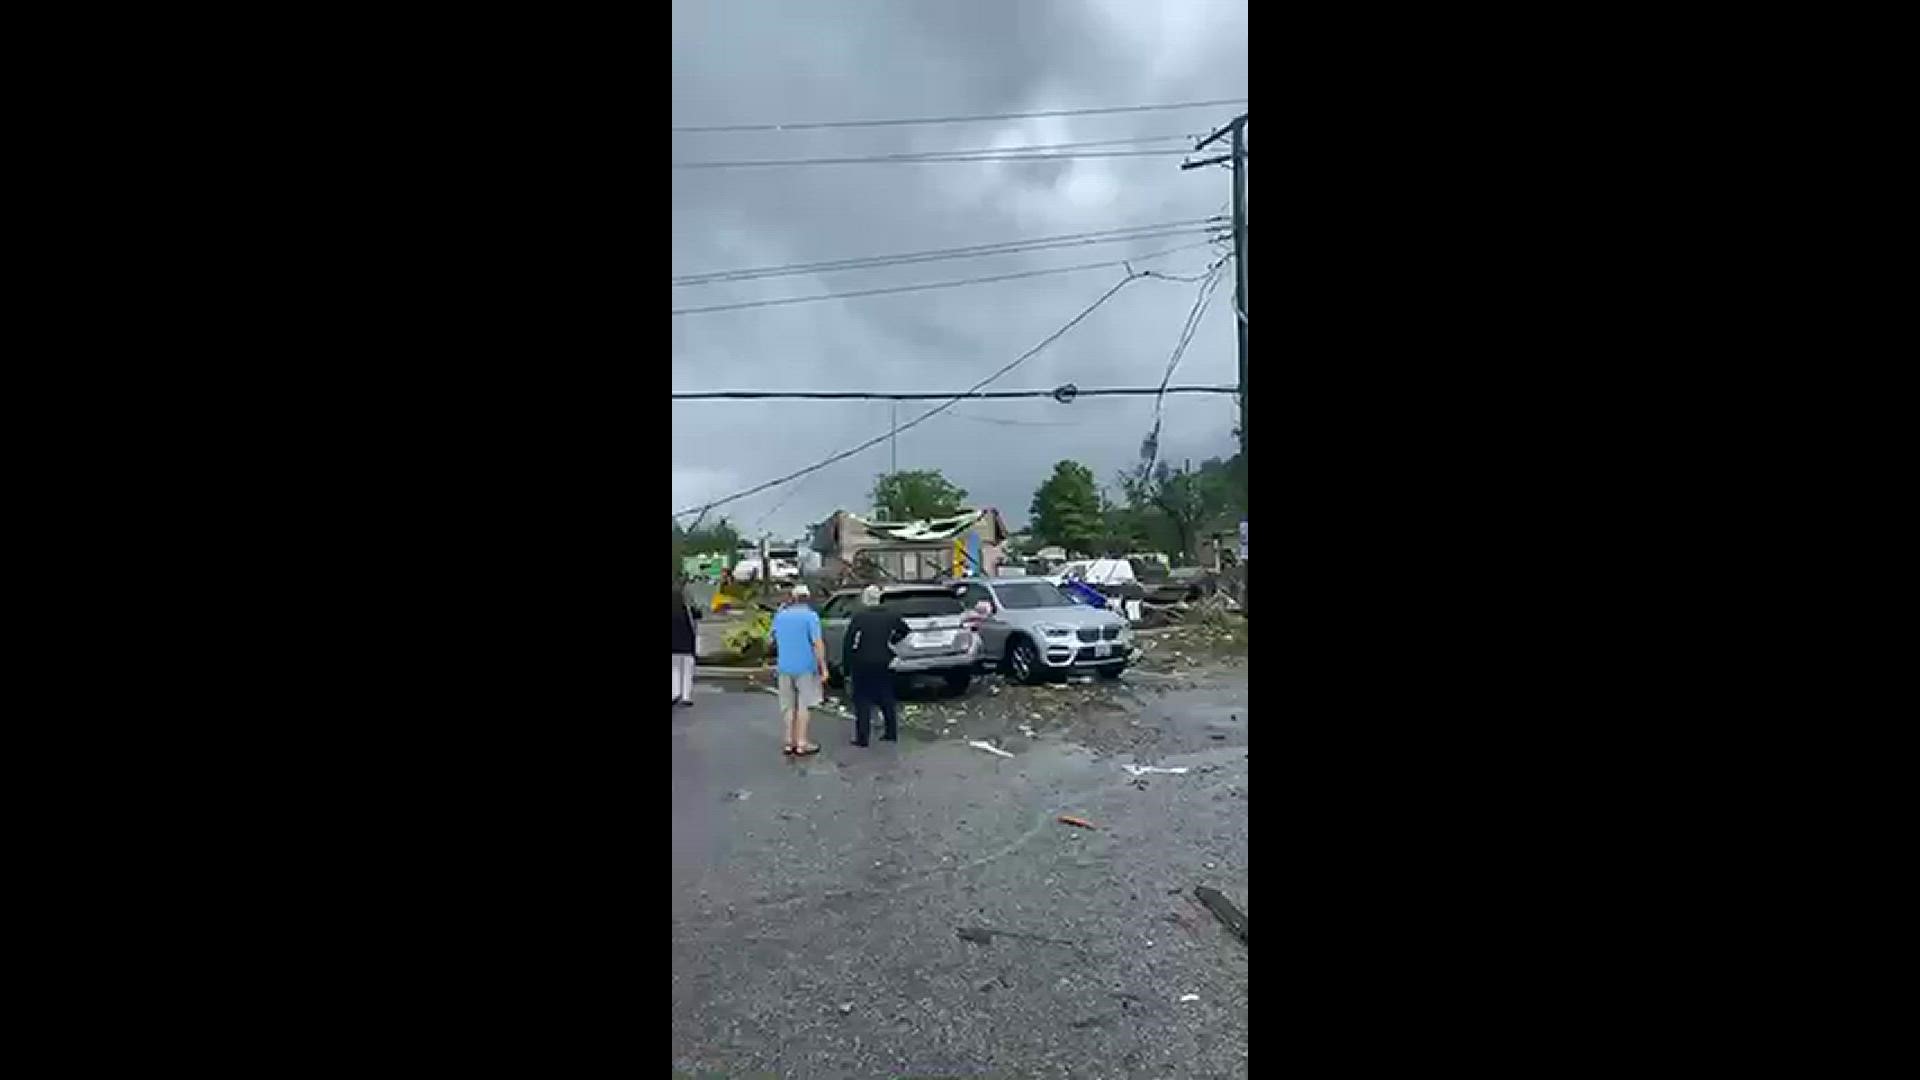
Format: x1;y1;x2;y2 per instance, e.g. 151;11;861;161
1122;764;1190;777
1056;815;1098;830
838;1002;854;1015
1193;886;1248;943
1179;993;1200;1003
726;789;752;801
1018;724;1037;738
955;926;1077;948
967;740;1014;758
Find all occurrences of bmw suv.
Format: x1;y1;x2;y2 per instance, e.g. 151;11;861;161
818;584;981;694
951;576;1134;684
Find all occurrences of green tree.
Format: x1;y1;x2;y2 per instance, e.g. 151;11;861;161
870;469;968;520
1028;460;1104;555
672;516;742;578
681;517;741;556
1119;460;1231;564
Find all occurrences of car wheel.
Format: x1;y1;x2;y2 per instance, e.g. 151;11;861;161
1007;638;1043;685
1096;664;1125;681
942;671;972;696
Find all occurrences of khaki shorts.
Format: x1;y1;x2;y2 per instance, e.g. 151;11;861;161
776;672;823;711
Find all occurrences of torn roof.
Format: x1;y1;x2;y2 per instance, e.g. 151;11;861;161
846;508;1006;543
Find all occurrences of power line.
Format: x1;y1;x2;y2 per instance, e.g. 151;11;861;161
671;98;1250;134
673;133;1199;173
751;470;815;532
671;237;1224;316
672;272;1150;520
1142;259;1231;470
672;148;1196;169
673;217;1221;286
672;385;1238;401
943;410;1084;428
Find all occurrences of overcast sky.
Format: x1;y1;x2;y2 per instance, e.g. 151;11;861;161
673;0;1247;543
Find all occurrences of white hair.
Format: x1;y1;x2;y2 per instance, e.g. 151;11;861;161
861;585;883;606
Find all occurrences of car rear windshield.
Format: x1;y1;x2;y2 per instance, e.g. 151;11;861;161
882;592;964;617
993;582;1071;609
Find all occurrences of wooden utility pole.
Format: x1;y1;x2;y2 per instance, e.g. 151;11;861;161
1183;113;1248;458
1229;117;1247;459
1184;114;1249;613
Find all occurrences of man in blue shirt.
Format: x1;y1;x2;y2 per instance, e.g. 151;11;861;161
768;584;827;756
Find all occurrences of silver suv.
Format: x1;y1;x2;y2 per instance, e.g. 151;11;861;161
951;576;1135;684
818;584;981;694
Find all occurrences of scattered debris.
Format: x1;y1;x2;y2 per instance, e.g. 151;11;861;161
967;740;1015;758
1018;724;1037;739
1193;886;1248;943
1057;815;1098;830
726;789;752;802
1122;764;1190;777
1179;993;1200;1003
955;926;1077;948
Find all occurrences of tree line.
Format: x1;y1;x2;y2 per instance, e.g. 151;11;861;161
672;450;1244;577
1026;455;1244;562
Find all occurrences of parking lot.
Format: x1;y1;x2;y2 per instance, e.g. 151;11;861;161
672;624;1249;1077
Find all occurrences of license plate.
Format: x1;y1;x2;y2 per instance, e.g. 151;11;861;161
1094;643;1112;658
911;630;954;648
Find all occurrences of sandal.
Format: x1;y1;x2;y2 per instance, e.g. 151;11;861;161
793;742;821;756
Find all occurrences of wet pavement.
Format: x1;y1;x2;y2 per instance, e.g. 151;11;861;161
671;655;1249;1078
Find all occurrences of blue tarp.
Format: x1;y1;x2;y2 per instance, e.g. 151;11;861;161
1062;580;1110;609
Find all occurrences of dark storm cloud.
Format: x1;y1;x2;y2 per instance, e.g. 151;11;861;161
673;0;1247;541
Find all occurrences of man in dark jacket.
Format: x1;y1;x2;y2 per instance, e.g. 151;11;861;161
843;585;909;746
671;582;701;707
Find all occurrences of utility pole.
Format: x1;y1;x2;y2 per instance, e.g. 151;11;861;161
1183;114;1247;456
1230;117;1248;460
1184;113;1248;613
890;401;898;474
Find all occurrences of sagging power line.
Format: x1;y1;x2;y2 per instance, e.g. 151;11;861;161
673;133;1197;171
671;97;1250;134
672;269;1182;520
672;149;1195;169
673;217;1221;286
672;385;1237;401
1142;257;1232;471
671;236;1225;316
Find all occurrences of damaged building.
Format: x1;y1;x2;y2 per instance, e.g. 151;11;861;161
810;508;1010;583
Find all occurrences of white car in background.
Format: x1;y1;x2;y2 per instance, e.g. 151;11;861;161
1052;558;1138;587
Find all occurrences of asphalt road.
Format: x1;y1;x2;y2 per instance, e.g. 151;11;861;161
671;671;1249;1078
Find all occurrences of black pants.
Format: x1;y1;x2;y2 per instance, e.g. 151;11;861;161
850;667;898;744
